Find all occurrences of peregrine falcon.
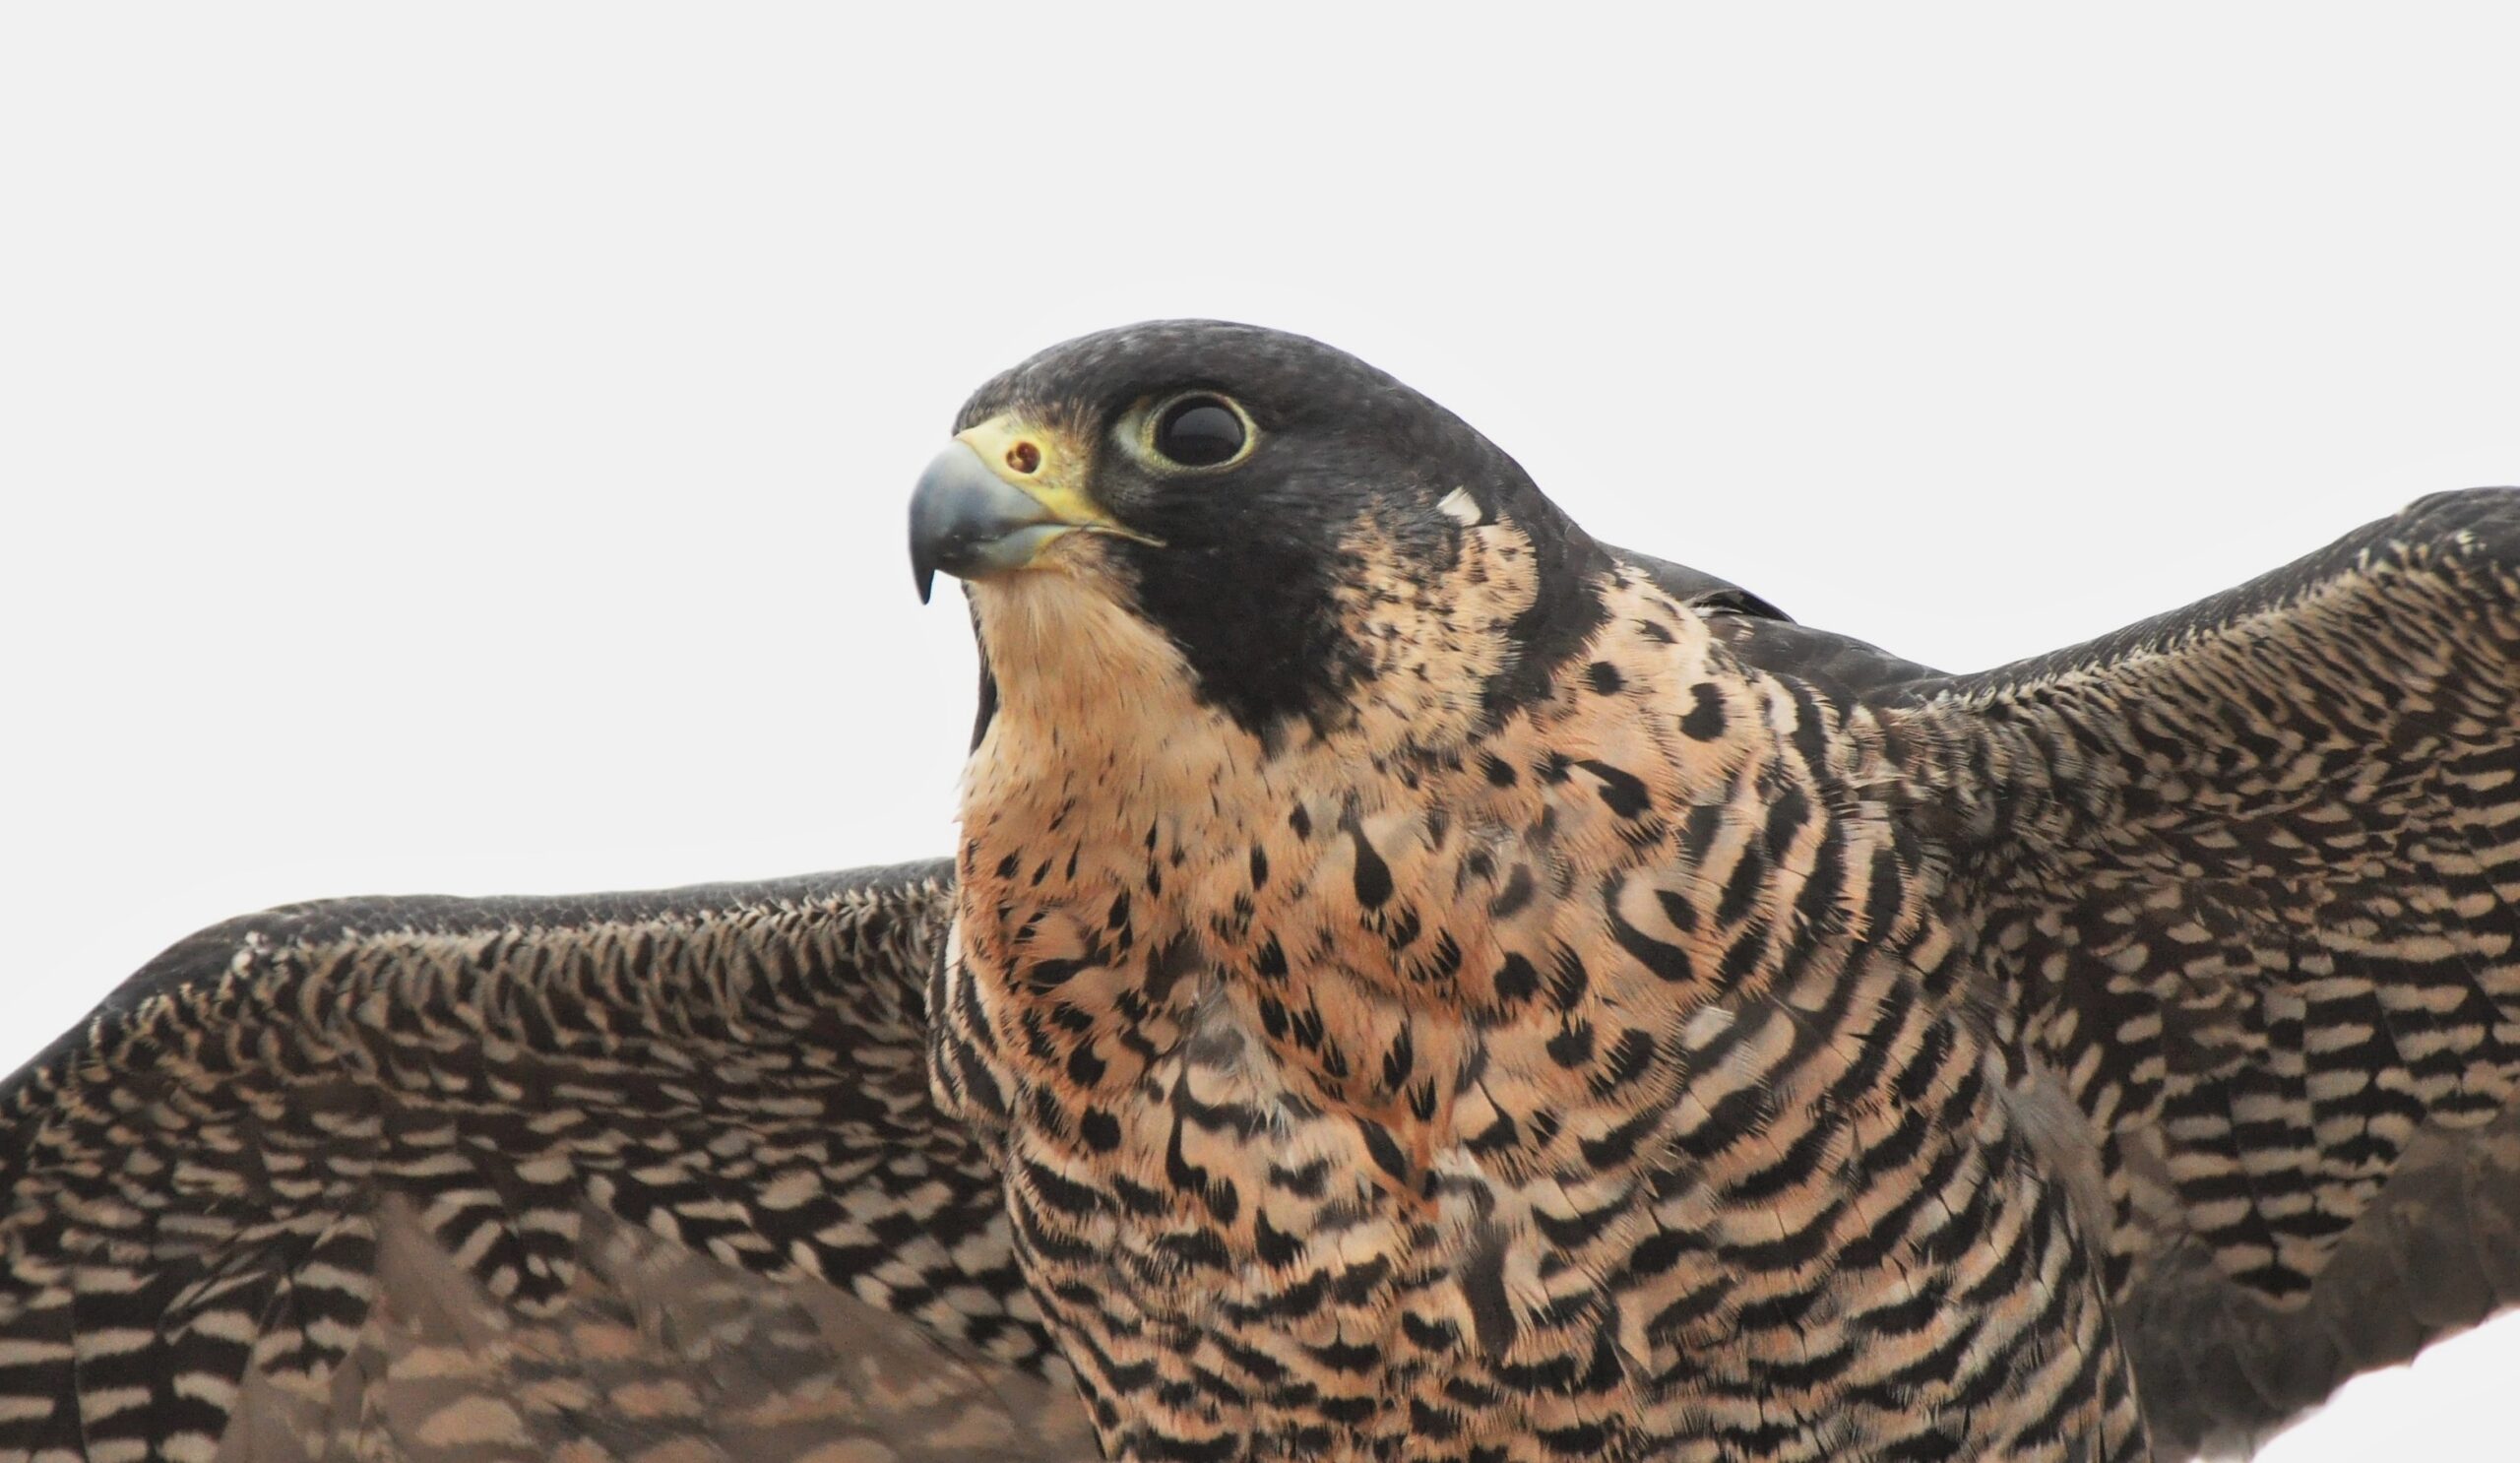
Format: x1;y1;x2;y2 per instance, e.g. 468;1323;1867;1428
7;321;2520;1462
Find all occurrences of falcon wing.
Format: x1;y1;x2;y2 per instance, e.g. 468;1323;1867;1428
1868;489;2520;1456
0;862;1098;1462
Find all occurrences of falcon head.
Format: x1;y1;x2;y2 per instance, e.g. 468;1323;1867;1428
909;321;1608;741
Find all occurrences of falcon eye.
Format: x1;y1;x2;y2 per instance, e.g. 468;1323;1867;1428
1149;395;1250;469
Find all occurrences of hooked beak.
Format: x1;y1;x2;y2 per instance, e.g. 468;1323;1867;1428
907;415;1157;602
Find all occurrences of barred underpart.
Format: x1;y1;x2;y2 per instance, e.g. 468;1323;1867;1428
927;322;2520;1461
937;517;2144;1461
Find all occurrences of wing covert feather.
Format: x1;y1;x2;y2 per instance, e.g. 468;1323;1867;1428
1872;488;2520;1455
0;862;1099;1462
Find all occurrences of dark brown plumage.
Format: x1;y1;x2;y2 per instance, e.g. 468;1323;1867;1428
7;322;2519;1461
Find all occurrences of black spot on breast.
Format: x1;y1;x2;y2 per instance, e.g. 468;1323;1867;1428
1585;661;1624;694
1349;822;1394;909
1717;923;1772;986
1539;1419;1611;1453
1382;1027;1416;1090
1679;801;1727;859
1359;1119;1413;1184
1862;842;1905;940
1546;1022;1596;1067
1164;1113;1211;1188
1028;1084;1070;1135
1466;1109;1520;1155
1489;865;1536;919
1017;1157;1103;1221
1311;1341;1383;1379
1577;758;1651;818
1608;892;1696;986
1596;1028;1657;1093
1482;754;1518;788
1403;1313;1461;1352
1144;934;1200;1004
1681;682;1728;740
1413;930;1465;985
1716;839;1768;926
1331;1255;1394;1305
1271;1157;1332;1198
1494;952;1541;1004
1763;783;1810;859
1025;956;1086;990
1547;945;1591;1009
1578;1105;1664;1171
1461;1227;1519;1357
1255;1211;1303;1267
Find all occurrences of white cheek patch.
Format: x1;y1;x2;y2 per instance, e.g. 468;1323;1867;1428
1437;486;1484;527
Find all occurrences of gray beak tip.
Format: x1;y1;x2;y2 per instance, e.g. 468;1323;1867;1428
908;439;1064;600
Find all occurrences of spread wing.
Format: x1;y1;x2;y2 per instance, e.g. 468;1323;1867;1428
0;862;1099;1462
1866;489;2520;1456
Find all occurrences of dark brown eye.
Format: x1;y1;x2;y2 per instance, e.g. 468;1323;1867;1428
1151;396;1247;468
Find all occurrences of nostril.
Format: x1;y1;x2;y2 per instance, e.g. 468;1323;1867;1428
1005;441;1041;475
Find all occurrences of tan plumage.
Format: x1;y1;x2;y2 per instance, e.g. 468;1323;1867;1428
6;321;2519;1460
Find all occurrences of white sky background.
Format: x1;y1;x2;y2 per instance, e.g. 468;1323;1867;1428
3;6;2517;1457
